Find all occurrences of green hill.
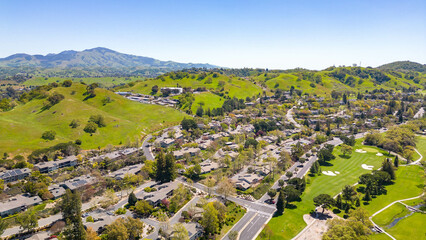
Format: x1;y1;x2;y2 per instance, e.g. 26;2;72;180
0;83;187;155
378;61;426;72
252;66;425;95
119;72;263;113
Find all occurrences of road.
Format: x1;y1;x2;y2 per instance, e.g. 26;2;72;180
286;107;301;128
142;135;155;160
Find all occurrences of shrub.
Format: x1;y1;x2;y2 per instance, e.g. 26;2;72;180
41;130;56;140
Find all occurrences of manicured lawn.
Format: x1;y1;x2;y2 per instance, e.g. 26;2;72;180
371;233;394;240
372;203;410;227
0;83;187;155
360;165;424;215
261;140;387;240
386;213;426;240
217;202;247;239
416;135;426;159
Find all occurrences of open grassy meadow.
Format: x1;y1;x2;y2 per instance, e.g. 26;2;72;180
0;83;187;155
260;140;389;240
191;92;224;114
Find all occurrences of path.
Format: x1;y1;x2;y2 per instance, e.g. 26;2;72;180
369;193;425;240
409;148;423;165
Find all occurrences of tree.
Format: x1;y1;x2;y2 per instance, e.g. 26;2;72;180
124;217;144;240
341;144;353;157
201;203;219;236
172;223;189;240
267;189;277;201
363;190;372;202
46;92;65;107
196;106;204;117
342;185;357;205
381;159;396;180
84;121;98;134
355;197;361;207
285;171;293;178
62;80;73;87
128;192;137;206
86;227;101;240
318;144;335;164
134;200;154;217
181;118;197;131
151;85;159;94
105;218;129;240
16;208;38;232
282;185;301;204
164;153;177;182
394;156;399;168
205;177;216;196
310;161;321;175
278;179;285;188
69;119;80;128
61;190;86;240
216;177;236;200
288;177;306;192
276;190;286;215
89;114;106;127
41;130;56;140
336;194;343;209
313;194;335;214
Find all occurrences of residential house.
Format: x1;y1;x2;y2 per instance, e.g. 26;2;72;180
0;168;31;183
34;156;78;174
0;194;42;217
48;184;67;199
60;175;98;191
108;164;143;180
136;181;179;206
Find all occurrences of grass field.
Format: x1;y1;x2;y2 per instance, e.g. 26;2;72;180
191;92;224;114
386;213;426;240
360;165;424;215
0;83;187;155
416;135;426;159
372;203;411;227
261;140;388;240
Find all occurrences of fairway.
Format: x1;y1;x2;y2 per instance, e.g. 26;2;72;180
360;165;424;215
261;140;388;240
0;83;187;155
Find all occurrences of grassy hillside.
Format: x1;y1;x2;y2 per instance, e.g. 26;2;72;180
0;83;187;155
253;67;425;96
119;72;263;99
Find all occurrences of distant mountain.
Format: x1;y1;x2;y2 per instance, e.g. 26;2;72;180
0;47;217;69
378;61;426;72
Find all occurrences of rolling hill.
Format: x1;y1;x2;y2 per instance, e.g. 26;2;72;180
0;47;217;69
0;83;187;155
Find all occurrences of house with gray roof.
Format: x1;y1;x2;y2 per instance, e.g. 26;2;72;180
0;168;31;183
136;181;179;206
108;164;143;180
0;194;42;217
48;184;67;199
60;175;98;191
34;156;78;174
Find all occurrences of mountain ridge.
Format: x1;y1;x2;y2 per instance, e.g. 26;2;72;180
0;47;217;69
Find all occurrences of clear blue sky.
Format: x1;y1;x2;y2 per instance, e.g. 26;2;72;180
0;0;425;69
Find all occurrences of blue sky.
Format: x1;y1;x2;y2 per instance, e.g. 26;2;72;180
0;0;425;69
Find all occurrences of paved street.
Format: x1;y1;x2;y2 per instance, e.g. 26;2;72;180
142;135;154;160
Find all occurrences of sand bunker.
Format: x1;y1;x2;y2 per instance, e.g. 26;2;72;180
322;171;340;176
362;164;374;170
376;153;383;156
355;149;367;153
